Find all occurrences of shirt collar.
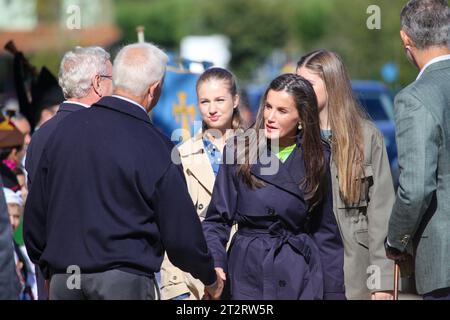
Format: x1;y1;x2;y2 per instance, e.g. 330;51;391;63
112;95;148;114
416;54;450;80
63;100;90;108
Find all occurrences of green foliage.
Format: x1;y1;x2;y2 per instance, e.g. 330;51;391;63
115;0;289;80
293;0;332;49
199;0;288;80
116;0;180;48
36;0;61;22
30;50;62;76
319;0;416;88
112;0;419;86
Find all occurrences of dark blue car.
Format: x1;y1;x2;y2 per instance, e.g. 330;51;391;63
352;80;399;186
245;80;399;186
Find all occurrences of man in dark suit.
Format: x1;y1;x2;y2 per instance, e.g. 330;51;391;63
24;42;223;300
25;46;113;300
386;0;450;300
26;46;113;188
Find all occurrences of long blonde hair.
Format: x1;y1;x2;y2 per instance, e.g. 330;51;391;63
297;50;368;205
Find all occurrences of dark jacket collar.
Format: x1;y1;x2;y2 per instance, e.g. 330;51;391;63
58;102;88;113
250;134;305;200
92;96;151;124
249;133;330;201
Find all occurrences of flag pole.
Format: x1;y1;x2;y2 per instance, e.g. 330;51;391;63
136;26;145;43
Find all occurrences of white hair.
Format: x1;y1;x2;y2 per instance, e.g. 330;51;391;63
113;43;168;98
58;46;111;99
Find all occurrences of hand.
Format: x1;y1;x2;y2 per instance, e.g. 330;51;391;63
204;268;225;300
215;267;226;282
371;291;394;300
384;238;407;261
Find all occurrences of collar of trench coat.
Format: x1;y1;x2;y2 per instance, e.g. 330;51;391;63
178;130;216;195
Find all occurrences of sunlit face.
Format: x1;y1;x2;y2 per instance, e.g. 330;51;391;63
263;89;300;146
297;67;328;111
197;79;238;132
8;204;21;232
11;118;31;149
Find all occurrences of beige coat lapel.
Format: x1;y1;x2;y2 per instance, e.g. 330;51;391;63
179;131;215;195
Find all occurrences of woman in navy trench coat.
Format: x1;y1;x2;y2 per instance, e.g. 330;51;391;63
203;74;341;300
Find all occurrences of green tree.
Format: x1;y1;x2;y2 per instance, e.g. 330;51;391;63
199;0;288;80
115;0;289;80
113;0;418;86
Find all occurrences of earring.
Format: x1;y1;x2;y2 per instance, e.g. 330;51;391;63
298;122;303;130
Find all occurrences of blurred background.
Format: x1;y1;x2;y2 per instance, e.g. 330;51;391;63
0;0;420;185
0;0;415;86
1;0;424;298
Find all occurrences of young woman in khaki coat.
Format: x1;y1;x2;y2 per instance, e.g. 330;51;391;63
160;68;241;300
297;50;395;300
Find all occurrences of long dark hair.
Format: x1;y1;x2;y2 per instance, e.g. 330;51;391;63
196;67;242;130
236;73;326;208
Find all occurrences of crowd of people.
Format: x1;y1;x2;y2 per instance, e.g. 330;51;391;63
0;0;449;300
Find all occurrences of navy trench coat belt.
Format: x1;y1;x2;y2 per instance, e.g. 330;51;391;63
237;221;313;299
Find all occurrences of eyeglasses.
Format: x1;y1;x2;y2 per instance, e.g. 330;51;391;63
99;75;112;80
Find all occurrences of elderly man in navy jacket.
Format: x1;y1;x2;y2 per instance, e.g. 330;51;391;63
24;43;223;300
25;46;113;300
26;46;113;188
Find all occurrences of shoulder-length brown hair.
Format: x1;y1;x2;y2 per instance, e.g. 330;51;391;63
297;50;368;205
236;73;327;208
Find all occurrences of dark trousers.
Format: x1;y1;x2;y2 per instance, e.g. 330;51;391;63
423;287;450;300
36;267;48;300
49;269;158;300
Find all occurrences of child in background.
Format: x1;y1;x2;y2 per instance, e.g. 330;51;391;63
4;187;36;300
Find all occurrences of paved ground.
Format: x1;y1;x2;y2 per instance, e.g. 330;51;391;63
399;293;422;300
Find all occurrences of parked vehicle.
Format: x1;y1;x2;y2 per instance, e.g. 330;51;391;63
352;80;399;187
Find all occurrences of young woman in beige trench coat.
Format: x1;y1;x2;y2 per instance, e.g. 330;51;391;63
160;68;241;300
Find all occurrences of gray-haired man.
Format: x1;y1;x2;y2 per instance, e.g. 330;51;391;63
25;46;112;299
386;0;450;300
26;46;112;187
24;43;223;300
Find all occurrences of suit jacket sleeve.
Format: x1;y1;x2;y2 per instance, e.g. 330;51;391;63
366;128;395;291
25;141;34;188
23;148;49;277
153;163;216;286
388;91;439;251
202;147;238;272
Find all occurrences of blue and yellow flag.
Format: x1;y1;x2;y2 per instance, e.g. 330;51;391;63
151;58;213;143
152;67;201;143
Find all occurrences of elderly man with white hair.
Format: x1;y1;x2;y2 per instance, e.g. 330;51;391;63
26;46;112;188
24;45;112;300
24;43;223;300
